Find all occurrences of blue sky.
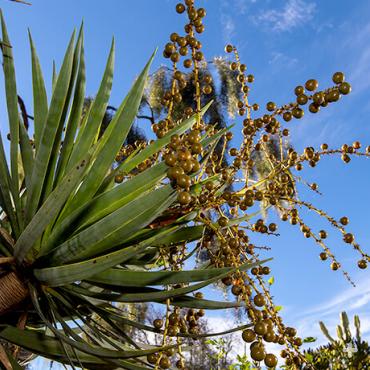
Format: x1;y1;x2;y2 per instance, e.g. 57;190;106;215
2;0;370;366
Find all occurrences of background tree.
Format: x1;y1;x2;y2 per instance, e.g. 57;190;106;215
100;57;242;165
142;58;241;128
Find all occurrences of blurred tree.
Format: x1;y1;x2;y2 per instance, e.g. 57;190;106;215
142;57;241;126
98;57;242;158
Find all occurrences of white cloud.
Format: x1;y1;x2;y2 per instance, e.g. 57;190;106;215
256;0;316;32
290;274;370;347
289;111;351;148
314;21;334;34
235;0;248;14
268;51;298;67
220;0;241;42
347;23;370;94
220;13;236;43
301;275;370;318
234;0;258;15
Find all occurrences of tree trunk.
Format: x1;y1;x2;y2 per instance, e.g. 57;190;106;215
0;272;28;315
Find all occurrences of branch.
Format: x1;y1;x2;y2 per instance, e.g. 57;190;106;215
17;95;32;129
136;115;155;124
139;96;155;124
107;104;155;124
8;0;31;5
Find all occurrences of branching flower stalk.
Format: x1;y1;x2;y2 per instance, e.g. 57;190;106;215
141;1;370;368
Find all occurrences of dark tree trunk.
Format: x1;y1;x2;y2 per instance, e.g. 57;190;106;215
0;272;28;315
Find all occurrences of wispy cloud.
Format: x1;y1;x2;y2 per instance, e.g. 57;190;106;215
268;51;298;67
220;13;236;43
256;0;316;32
234;0;258;15
351;47;370;94
291;274;370;346
301;275;370;318
235;0;248;15
346;22;370;95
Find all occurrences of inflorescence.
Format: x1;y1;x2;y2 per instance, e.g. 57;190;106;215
111;1;370;368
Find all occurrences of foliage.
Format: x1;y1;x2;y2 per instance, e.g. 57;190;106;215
229;354;257;370
205;338;233;369
301;312;370;370
142;57;241;124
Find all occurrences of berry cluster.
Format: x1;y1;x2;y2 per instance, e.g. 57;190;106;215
165;130;202;205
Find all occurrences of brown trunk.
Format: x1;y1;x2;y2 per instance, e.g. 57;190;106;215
0;272;28;315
